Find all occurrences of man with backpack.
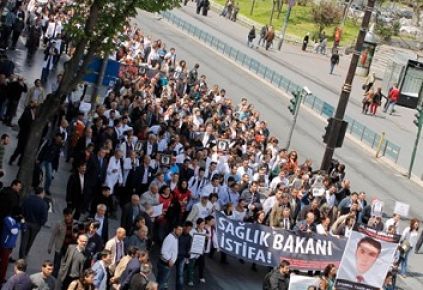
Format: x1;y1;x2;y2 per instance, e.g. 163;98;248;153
263;260;290;290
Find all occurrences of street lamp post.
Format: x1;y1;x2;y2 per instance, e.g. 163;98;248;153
320;0;376;172
277;0;295;51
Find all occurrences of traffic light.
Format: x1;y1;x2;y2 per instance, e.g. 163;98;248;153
288;91;300;115
414;106;423;127
323;117;334;144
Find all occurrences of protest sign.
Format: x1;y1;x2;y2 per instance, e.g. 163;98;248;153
335;231;397;290
215;212;346;270
288;275;319;290
393;201;410;217
190;234;207;255
150;204;163;218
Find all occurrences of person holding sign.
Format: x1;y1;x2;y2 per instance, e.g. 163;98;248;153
187;218;209;286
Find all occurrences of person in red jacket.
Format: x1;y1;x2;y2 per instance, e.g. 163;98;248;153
383;84;400;115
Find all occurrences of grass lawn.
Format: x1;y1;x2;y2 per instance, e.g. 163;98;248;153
215;0;360;46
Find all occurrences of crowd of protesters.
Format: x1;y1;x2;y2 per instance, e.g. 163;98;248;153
0;0;423;290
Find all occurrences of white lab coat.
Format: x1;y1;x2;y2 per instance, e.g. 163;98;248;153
105;156;123;194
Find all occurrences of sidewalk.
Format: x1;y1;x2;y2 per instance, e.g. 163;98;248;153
171;4;423;178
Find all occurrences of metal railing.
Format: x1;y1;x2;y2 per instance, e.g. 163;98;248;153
161;11;401;163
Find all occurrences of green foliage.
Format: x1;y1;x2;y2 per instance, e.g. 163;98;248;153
310;0;342;34
64;0;180;57
375;22;393;42
392;20;400;36
215;0;359;45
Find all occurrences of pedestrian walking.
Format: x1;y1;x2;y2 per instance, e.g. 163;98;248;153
369;87;382;116
30;260;56;290
19;187;49;259
383;83;399;115
362;89;374;114
399;219;420;276
41;41;58;84
329;50;339;74
257;25;267;47
36;133;63;194
1;259;32;290
3;75;27;127
302;33;309;51
247;26;256;48
58;234;88;290
157;224;182;290
11;7;25;50
0;208;23;283
264;26;275;51
363;72;375;93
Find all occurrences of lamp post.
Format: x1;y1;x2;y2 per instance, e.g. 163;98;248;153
356;24;378;77
320;0;376;171
277;0;295;51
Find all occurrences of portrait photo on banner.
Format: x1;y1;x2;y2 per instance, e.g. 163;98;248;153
335;231;397;290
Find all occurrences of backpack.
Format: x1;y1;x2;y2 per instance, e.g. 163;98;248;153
262;268;277;290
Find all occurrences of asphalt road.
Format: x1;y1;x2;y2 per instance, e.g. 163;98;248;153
169;4;423;179
1;14;421;290
133;10;423;289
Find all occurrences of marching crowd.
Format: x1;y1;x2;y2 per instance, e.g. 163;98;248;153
0;1;423;290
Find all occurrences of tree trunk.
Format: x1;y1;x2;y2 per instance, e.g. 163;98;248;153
90;57;108;110
16;0;103;196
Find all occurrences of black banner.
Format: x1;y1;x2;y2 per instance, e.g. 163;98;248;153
215;212;347;270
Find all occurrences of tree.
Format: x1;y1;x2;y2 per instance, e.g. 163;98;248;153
311;0;342;35
17;0;179;196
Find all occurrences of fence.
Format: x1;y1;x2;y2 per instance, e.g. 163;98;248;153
161;11;401;163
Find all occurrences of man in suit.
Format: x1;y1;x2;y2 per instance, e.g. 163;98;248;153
86;147;108;207
66;162;89;220
92;250;112;290
105;228;126;272
294;211;316;233
132;156;153;196
92;203;109;244
121;194;151;235
59;234;88;290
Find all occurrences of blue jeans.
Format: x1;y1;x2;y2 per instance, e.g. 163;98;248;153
400;250;410;275
157;260;172;290
42;161;53;193
175;258;186;290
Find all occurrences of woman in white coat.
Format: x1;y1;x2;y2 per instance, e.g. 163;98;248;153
105;150;123;194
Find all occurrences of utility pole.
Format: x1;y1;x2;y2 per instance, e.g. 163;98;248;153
320;0;376;171
408;105;423;179
277;0;295;51
286;87;310;149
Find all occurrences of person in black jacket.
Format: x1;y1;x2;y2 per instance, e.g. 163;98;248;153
86;147;108;208
36;133;63;194
264;260;290;290
0;179;22;232
19;187;48;259
66;163;90;220
4;75;27;127
121;195;152;235
175;221;193;290
9;103;35;165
